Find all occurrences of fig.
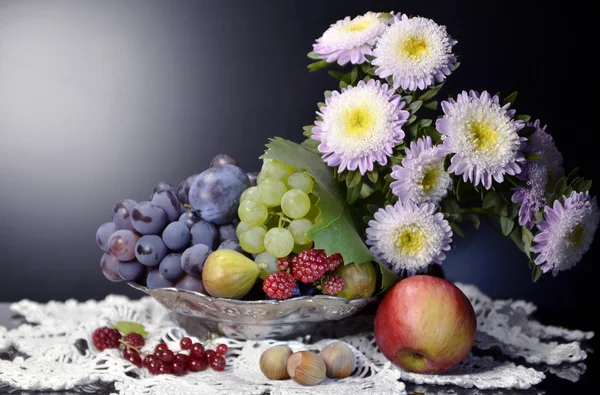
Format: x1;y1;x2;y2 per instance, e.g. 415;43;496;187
334;262;376;299
202;249;260;299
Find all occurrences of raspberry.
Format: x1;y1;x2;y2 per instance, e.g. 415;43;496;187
292;249;328;283
327;253;343;272
122;333;145;350
92;327;121;351
321;275;345;296
263;272;296;299
277;257;290;271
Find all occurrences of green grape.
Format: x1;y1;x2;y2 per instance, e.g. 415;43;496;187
236;221;252;238
258;178;288;207
238;199;268;226
240;186;259;202
261;159;295;183
255;252;278;280
264;228;294;258
287;172;314;194
280;189;311;219
239;226;266;254
288;218;313;245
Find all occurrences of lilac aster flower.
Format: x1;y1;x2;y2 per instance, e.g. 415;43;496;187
436;90;526;189
390;136;452;205
511;120;565;228
372;13;457;91
312;79;409;174
366;200;452;274
531;191;599;276
313;12;388;66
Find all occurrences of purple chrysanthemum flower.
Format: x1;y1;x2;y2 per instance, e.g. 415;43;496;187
511;120;565;228
390;136;452;205
313;12;388;66
312;79;409;174
436;90;526;189
366;200;452;274
372;13;457;91
531;191;599;276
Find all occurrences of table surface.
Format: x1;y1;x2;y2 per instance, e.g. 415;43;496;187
0;303;595;395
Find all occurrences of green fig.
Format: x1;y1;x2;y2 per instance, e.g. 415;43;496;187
334;262;376;299
202;250;260;299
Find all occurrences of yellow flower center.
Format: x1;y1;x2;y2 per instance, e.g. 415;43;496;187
395;225;426;256
569;223;585;248
468;121;498;152
344;18;373;32
401;36;429;59
420;165;441;193
343;105;375;139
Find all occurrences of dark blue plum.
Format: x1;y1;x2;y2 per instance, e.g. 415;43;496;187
176;275;205;293
176;174;198;205
152;182;172;197
151;189;182;222
131;201;167;235
247;172;258;186
210;154;238;168
159;253;185;281
100;253;121;282
181;244;212;277
179;211;202;230
190;220;219;250
162;222;190;251
135;235;168;267
96;222;117;252
298;282;318;296
117;260;145;281
218;224;237;242
146;270;175;289
112;199;137;231
188;165;250;225
217;239;244;254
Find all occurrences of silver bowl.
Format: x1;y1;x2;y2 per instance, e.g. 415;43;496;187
128;282;376;340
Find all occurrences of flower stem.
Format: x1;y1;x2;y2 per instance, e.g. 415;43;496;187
459;207;487;215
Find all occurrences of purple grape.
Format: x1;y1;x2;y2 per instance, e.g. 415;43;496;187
117;259;145;281
146;269;175;289
181;244;212;277
210;154;239;168
96;222;117;252
247;172;258;186
188;165;251;225
190;220;219;250
131;201;167;235
100;253;121;282
159;253;185;281
152;181;172;196
112;199;137;231
217;239;244;254
176;275;205;293
135;235;168;267
175;174;198;205
107;230;140;261
179;211;201;230
162;222;190;251
218;224;237;242
151;189;182;222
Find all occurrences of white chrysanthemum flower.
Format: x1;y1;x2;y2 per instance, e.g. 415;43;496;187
531;191;599;276
312;79;409;174
390;136;452;205
372;14;457;91
313;12;388;65
366;201;452;274
436;90;526;189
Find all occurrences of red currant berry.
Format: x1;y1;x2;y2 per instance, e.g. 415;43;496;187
175;354;189;363
143;355;157;367
171;360;187;376
160;349;175;363
188;357;208;372
216;344;228;356
190;343;205;359
210;355;226;372
155;343;169;353
180;337;193;350
157;362;172;375
126;352;142;367
206;350;216;362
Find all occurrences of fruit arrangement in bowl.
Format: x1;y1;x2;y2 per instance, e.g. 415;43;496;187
96;154;379;340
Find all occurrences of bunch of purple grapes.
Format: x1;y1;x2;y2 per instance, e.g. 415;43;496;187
96;154;258;291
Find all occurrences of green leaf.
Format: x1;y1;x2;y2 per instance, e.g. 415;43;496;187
418;82;445;101
339;80;349;89
367;204;380;214
526;153;542;161
500;216;515;236
346;170;362;189
515;114;531;122
408;100;423;113
464;213;480;229
582;180;593;192
483;192;502;209
418;119;432;128
534;211;544;223
450;222;465;237
503;91;518;106
521;227;534;259
367;67;377;76
554;177;567;197
324;90;333;98
307;51;321;60
377;261;399;293
378;12;393;19
444;199;460;215
262;138;374;265
328;70;345;81
407;115;417;124
567;168;579;184
347;66;358;84
509;226;525;253
113;321;148;337
367;169;378;184
347;185;360;204
302;125;314;138
532;265;543;282
423;100;438;110
301;138;320;154
307;60;330;72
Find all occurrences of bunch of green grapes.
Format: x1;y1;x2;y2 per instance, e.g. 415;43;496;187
237;159;318;274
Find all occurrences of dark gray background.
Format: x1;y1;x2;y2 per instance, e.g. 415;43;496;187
0;0;596;335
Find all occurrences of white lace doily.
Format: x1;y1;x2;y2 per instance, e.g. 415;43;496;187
0;283;593;395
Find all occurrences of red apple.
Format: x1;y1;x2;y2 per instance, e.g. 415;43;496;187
374;275;476;373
